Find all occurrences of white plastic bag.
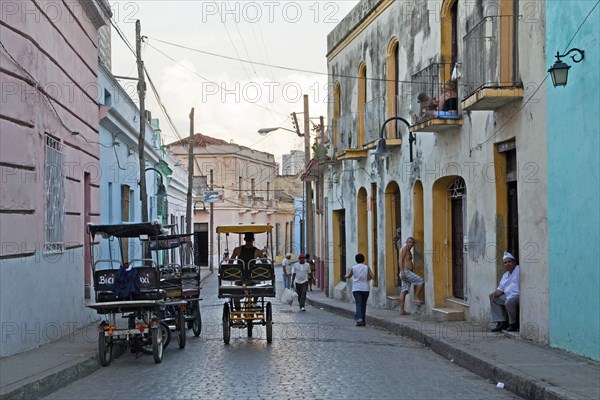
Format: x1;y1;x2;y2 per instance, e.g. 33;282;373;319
281;288;298;306
451;63;462;81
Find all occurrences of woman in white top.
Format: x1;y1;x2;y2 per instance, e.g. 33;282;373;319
345;254;373;326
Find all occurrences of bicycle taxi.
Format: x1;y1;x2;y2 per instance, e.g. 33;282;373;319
217;225;275;344
86;222;194;365
151;230;202;347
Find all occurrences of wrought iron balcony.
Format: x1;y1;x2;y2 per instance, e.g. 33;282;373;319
409;63;462;133
462;15;523;111
364;96;404;150
333;112;368;160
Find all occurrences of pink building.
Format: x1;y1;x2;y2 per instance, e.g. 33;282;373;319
0;0;111;356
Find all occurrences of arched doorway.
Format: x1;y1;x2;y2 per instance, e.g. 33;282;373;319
448;178;466;299
413;181;424;279
432;176;466;306
357;188;369;263
384;181;401;295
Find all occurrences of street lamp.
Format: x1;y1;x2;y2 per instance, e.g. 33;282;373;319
194;200;207;212
258;95;314;256
548;48;585;87
144;167;167;220
373;117;413;161
258;127;304;137
144;167;167;197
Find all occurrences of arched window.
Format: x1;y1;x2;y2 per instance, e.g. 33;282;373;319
357;62;367;147
386;38;400;138
333;81;340;153
441;0;459;83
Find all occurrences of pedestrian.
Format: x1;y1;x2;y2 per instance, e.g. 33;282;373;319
305;253;316;291
398;237;425;315
282;253;293;289
489;251;520;332
291;254;311;311
345;253;373;326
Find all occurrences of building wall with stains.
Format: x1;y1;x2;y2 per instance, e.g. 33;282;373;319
326;0;549;343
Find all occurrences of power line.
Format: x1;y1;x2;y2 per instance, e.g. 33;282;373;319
144;41;290;118
469;0;599;153
145;36;412;84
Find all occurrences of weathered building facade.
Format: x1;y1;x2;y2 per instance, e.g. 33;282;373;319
0;0;111;356
168;134;296;266
326;0;549;344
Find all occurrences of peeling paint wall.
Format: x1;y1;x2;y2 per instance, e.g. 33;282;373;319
326;0;549;343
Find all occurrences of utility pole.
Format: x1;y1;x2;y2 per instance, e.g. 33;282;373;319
136;20;148;222
209;169;214;272
186;108;194;264
303;95;314;257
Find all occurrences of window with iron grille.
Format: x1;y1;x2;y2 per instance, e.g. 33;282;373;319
44;134;65;253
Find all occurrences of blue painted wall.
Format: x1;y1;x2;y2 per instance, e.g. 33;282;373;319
96;66;162;263
546;0;600;361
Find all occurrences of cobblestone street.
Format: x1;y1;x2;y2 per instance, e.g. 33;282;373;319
44;274;520;400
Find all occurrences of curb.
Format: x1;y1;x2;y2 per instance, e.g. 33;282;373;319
0;271;214;400
1;356;98;400
306;297;575;400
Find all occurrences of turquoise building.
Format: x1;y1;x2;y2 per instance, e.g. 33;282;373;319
546;0;600;360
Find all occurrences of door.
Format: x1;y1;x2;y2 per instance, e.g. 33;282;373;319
451;197;464;299
339;212;347;281
448;177;466;300
194;223;209;266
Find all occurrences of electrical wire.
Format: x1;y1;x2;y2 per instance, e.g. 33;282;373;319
146;36;428;85
469;0;599;153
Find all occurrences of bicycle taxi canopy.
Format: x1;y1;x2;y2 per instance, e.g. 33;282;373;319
216;224;273;234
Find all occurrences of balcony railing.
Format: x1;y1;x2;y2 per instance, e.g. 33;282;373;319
335;112;357;154
462;15;522;110
365;97;386;144
410;63;462;133
365;96;407;144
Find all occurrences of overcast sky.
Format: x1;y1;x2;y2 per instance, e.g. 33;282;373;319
109;0;360;165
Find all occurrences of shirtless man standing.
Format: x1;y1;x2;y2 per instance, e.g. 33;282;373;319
399;237;425;315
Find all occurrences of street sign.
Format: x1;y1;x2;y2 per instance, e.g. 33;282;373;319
203;190;224;203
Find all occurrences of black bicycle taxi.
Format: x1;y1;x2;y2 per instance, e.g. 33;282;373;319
86;222;201;366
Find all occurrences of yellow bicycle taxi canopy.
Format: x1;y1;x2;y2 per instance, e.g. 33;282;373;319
216;225;273;235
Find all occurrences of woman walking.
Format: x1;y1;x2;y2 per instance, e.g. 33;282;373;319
345;253;373;326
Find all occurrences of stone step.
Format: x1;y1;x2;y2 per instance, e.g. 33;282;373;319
386;295;401;308
432;307;465;321
444;297;470;320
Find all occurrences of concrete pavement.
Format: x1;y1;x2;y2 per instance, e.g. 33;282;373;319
1;269;598;400
306;288;600;400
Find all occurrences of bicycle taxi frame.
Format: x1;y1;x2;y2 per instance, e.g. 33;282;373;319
86;222;196;365
217;224;275;344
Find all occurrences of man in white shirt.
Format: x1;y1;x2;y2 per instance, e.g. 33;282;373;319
489;251;520;332
291;254;311;311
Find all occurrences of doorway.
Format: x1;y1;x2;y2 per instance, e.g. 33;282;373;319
449;178;466;299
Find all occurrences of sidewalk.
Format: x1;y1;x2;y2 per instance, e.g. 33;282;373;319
1;274;598;400
306;288;600;400
0;268;214;400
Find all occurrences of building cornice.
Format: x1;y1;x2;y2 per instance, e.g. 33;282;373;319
326;0;393;61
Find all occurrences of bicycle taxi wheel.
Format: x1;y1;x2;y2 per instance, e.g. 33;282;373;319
223;303;231;344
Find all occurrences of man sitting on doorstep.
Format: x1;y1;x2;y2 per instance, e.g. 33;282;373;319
489;251;520;332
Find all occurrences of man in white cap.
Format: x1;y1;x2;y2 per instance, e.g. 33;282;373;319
282;253;293;289
489;251;520;332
